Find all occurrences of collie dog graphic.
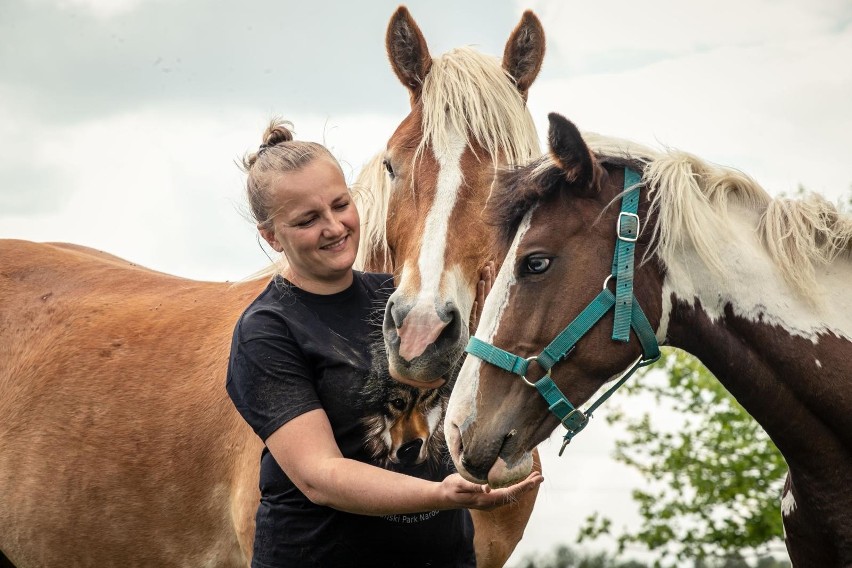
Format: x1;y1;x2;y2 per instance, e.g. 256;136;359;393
360;345;454;468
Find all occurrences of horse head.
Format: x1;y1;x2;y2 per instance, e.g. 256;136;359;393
379;7;545;387
445;113;667;486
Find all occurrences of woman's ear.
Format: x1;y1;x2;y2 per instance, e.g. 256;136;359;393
258;225;283;253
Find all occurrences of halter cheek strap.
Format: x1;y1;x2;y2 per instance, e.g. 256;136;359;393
465;168;661;455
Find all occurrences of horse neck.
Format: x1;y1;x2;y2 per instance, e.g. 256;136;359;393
657;201;852;472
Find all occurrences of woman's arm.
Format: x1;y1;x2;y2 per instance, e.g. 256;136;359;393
265;408;543;516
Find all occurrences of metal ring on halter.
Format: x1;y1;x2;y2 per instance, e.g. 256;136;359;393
519;356;541;388
602;274;614;291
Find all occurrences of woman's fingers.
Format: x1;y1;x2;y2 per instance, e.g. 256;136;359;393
471;261;495;331
443;471;543;510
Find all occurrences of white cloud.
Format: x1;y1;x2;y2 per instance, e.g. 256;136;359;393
525;0;851;71
523;0;852;201
26;0;157;19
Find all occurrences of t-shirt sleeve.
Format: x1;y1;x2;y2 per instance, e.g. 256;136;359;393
226;309;322;441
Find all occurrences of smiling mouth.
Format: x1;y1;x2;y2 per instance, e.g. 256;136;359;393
320;235;348;251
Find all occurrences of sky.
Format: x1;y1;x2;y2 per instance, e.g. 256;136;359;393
2;0;851;564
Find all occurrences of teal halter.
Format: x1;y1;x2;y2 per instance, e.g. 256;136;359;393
465;168;661;455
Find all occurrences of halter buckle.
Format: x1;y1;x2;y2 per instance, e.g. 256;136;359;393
617;212;640;242
561;408;589;433
558;410;590;456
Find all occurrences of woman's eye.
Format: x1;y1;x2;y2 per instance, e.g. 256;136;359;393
383;159;395;180
296;217;317;228
334;201;350;211
523;256;552;275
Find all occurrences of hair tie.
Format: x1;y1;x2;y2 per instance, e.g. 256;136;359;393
257;143;270;157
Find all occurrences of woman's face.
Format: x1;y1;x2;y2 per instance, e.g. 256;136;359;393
260;157;360;293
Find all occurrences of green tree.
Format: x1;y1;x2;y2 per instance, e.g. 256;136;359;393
577;349;789;564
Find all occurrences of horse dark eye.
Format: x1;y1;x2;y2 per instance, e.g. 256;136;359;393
523;256;551;275
391;398;406;410
383;159;395;180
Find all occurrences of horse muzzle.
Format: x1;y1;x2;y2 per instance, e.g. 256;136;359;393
383;292;467;384
447;419;534;487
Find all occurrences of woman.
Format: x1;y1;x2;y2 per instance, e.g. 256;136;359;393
226;120;543;568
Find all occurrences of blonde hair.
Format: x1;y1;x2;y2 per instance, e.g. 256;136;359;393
242;118;340;230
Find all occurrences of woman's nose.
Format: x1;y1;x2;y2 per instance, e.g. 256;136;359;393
320;212;346;235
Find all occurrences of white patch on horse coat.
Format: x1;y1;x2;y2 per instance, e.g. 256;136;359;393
661;203;852;343
656;284;672;344
446;211;535;435
815;359;822;368
415;127;467;306
395;129;468;360
782;487;797;517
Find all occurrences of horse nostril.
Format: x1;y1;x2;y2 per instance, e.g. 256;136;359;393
436;304;462;345
387;299;409;329
396;439;424;465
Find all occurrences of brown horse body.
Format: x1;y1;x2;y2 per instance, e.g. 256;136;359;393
445;114;852;566
0;240;263;567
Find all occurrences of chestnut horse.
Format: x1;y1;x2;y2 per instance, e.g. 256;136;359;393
0;8;544;568
354;7;548;563
374;7;543;386
445;113;852;567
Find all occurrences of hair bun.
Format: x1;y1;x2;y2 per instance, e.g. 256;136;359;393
263;119;295;147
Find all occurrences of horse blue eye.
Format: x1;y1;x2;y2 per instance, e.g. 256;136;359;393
524;256;551;274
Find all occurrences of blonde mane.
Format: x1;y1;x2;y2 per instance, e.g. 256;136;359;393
354;46;541;274
420;46;540;166
353;151;393;272
582;133;852;297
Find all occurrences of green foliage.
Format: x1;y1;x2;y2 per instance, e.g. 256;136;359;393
578;348;789;563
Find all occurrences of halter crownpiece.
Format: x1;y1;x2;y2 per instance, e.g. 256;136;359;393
466;167;661;455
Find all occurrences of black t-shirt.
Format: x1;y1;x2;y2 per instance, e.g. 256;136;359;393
226;272;476;568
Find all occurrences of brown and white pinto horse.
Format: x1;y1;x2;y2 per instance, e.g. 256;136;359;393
445;113;852;567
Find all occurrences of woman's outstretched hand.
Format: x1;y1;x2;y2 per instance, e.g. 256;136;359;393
439;470;543;511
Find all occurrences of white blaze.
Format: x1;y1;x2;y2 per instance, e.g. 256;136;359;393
446;210;535;434
395;129;468;361
414;128;467;307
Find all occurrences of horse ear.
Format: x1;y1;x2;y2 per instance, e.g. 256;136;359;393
547;112;596;190
386;6;432;102
502;11;545;99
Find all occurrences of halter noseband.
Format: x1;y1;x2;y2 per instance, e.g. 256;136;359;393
466;168;661;455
